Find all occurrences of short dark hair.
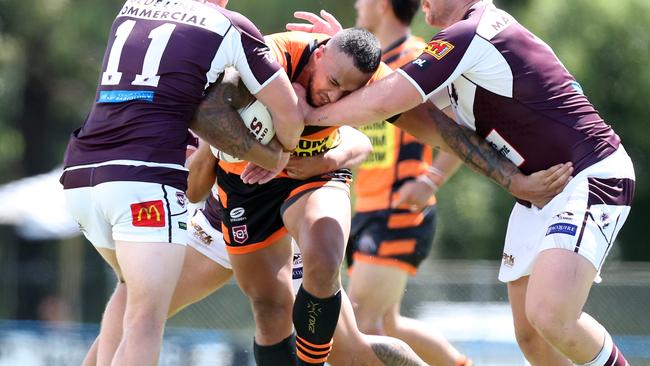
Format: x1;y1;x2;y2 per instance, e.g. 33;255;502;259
331;28;381;74
390;0;420;26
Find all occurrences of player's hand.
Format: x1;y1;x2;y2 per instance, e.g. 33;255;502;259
511;162;573;208
241;149;290;184
285;155;335;180
391;179;436;212
292;82;312;116
286;10;342;36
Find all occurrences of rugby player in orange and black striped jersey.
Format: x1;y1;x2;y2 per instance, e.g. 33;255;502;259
215;28;399;366
346;1;471;365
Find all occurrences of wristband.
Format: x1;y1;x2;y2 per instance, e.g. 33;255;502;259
427;166;446;178
416;174;439;193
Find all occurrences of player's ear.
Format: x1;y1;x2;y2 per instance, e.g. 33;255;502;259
313;44;326;60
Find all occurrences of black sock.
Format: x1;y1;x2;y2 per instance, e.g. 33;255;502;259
293;286;341;365
253;333;297;366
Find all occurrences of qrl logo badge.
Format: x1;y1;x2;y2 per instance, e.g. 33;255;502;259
423;39;454;60
130;200;165;227
232;225;249;244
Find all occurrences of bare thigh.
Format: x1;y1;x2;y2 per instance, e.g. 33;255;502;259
347;261;408;332
169;245;233;317
115;241;186;317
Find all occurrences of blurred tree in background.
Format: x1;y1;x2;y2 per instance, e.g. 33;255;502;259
0;0;648;321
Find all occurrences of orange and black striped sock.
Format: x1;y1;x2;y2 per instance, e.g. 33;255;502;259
293;286;341;365
253;333;297;366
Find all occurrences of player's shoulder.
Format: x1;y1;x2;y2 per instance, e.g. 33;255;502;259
266;31;329;50
368;62;394;84
217;6;265;41
404;35;427;50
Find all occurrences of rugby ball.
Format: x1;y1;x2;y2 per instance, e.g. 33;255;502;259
210;99;275;163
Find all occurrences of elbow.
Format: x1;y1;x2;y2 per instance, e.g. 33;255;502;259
277;112;304;150
185;188;203;204
358;135;373;162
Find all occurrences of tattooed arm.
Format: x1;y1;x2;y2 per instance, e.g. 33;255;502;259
370;340;428;366
190;68;288;171
394;102;573;207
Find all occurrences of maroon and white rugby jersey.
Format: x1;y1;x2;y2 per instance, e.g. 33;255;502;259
62;0;281;188
398;0;619;175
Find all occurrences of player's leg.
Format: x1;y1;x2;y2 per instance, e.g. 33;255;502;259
110;241;185;366
170;209;236;316
82;288;125;366
384;302;470;366
525;249;628;365
90;248;127;366
347;262;406;335
84;212;235;366
283;184;351;365
348;209;469;366
228;235;297;365
168;244;234;316
507;275;572;365
328;290;427;366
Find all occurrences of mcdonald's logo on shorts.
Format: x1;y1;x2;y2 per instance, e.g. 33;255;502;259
130;200;166;227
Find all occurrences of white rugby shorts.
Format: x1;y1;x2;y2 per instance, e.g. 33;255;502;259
64;181;189;249
187;209;304;292
499;146;635;283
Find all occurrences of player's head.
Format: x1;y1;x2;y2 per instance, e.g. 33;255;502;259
201;0;229;6
421;0;477;28
306;28;381;107
356;0;420;30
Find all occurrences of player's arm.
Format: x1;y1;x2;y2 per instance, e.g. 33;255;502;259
412;100;574;207
306;71;422;128
190;68;286;171
254;71;305;151
186;140;218;203
284;126;372;180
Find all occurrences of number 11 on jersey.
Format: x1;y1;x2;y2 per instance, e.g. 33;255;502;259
101;20;176;87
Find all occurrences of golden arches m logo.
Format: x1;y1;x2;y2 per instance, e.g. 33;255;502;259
130;200;166;227
137;205;161;222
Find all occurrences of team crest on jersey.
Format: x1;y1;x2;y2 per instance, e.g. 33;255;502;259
176;192;186;208
232;225;249;244
424;40;454;60
130;200;165;227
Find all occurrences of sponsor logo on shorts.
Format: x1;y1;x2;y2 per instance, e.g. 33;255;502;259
176;192;186;208
293;253;303;266
191;220;213;245
230;207;246;220
546;223;578;236
359;235;377;253
600;212;611;229
423;40;454;60
232;225;249;244
130;200;165;227
502;252;515;267
292;267;303;280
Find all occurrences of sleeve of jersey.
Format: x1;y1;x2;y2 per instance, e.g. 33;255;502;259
229;17;283;95
397;26;478;103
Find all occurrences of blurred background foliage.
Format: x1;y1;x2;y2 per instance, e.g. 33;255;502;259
0;0;648;321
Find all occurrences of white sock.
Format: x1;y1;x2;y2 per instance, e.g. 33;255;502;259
576;331;613;366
